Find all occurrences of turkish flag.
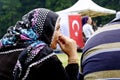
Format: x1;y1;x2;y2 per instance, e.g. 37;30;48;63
68;15;84;48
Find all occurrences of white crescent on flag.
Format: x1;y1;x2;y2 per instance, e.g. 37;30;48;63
72;20;80;37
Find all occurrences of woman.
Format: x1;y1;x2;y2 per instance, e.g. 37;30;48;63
82;16;94;42
13;8;78;80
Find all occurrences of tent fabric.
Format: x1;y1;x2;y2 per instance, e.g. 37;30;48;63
56;0;116;17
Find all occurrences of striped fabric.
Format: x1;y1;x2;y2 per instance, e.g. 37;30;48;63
80;23;120;80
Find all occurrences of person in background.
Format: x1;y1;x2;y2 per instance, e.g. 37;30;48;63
82;16;94;42
92;20;98;31
10;8;79;80
79;11;120;80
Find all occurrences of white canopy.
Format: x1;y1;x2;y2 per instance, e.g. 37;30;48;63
56;0;116;17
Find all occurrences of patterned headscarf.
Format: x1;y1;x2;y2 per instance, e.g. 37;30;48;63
0;8;58;48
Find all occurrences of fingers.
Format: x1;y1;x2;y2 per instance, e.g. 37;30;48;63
58;35;65;44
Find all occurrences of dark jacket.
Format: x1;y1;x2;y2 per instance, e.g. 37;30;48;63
0;44;27;80
13;45;79;80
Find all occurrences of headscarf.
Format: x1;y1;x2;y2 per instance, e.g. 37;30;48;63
82;16;89;26
10;8;59;80
0;8;58;48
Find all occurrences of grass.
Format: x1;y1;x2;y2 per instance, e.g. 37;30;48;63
56;52;82;67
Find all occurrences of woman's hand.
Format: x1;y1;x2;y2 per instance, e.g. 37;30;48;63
58;35;78;64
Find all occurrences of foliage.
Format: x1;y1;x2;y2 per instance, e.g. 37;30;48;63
93;0;120;26
0;0;21;37
46;0;77;11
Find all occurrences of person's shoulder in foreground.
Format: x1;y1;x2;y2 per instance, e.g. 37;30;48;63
12;8;79;80
79;11;120;80
0;18;30;80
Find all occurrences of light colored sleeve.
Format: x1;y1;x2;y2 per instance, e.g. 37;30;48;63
89;25;94;34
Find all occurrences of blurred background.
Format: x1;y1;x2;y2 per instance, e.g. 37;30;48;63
0;0;119;38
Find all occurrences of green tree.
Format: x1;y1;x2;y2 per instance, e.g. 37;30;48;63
19;0;46;14
92;0;119;26
0;0;21;37
46;0;77;11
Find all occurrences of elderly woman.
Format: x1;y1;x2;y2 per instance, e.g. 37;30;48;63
0;8;79;80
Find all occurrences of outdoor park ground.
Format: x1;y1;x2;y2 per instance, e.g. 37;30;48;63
57;52;82;67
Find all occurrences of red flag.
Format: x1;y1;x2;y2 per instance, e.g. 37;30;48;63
68;15;84;48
